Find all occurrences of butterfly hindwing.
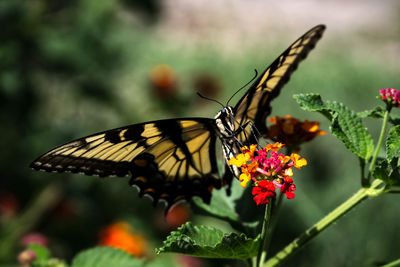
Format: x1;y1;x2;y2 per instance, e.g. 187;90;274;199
30;118;222;207
234;25;326;144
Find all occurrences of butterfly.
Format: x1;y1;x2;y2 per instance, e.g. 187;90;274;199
30;25;325;210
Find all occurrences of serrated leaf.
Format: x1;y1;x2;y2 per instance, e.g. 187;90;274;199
331;102;374;160
156;222;260;260
294;94;374;160
373;158;400;186
387;126;400;161
357;106;400;125
71;247;144;267
358;106;385;118
294;94;332;119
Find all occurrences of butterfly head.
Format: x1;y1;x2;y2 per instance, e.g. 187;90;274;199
215;106;235;137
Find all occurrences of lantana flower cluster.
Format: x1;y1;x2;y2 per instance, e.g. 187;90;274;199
379;88;400;108
266;115;326;151
229;143;307;205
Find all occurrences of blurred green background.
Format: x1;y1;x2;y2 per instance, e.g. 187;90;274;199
1;0;400;266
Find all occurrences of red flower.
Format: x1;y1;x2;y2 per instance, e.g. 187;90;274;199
252;180;276;205
274;177;297;199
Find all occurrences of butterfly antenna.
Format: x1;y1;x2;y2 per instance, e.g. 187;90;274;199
196;92;225;108
226;69;258;106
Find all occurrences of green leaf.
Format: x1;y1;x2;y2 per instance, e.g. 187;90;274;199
357;106;400;125
27;244;68;267
192;181;242;222
192;181;259;235
389;115;400;126
294;94;374;161
28;244;51;262
35;258;69;267
373;158;400;186
357;106;385;119
71;247;144;267
156;222;260;260
293;94;332;119
387;126;400;161
330;102;374;160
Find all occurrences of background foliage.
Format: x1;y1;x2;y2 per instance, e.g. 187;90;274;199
1;0;400;266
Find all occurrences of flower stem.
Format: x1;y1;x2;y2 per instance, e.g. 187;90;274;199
262;193;284;261
263;179;384;267
368;107;390;182
360;158;367;187
256;199;272;267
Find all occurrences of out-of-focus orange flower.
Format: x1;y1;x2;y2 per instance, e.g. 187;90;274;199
99;221;147;258
149;64;177;99
266;115;326;151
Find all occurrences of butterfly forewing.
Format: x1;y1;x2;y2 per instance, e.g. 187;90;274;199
234;25;326;144
31;118;221;207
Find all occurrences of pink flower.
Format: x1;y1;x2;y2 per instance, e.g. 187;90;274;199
21;233;49;247
379;88;400;107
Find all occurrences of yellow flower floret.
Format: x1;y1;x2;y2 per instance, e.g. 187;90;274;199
239;172;251;188
229;153;250;167
266;142;285;152
290;153;307;169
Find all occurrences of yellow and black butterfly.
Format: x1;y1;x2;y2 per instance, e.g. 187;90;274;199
30;25;325;210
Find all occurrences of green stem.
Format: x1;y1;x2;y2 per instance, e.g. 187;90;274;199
380;258;400;267
262;193;284;261
263;179;384;267
360;158;367;187
256;199;272;267
368;108;390;181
